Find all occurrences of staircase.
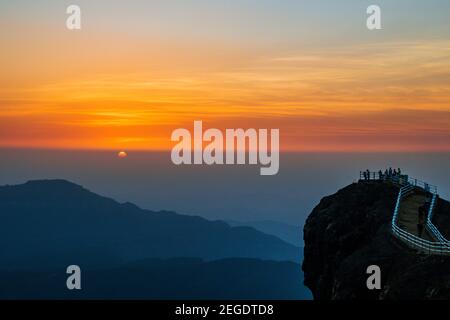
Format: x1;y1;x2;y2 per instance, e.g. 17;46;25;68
397;192;434;241
360;171;450;255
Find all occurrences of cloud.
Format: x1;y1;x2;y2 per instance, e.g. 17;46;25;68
1;40;450;151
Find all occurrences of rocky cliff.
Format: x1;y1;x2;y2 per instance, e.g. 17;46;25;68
302;181;450;300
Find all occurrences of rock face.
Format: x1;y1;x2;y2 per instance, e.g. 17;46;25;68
302;181;450;300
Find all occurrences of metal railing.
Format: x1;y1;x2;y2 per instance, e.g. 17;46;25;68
426;193;450;245
359;171;437;194
407;177;438;195
360;171;450;255
392;185;450;255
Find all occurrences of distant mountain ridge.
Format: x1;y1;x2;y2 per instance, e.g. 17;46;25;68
226;219;302;247
0;179;300;269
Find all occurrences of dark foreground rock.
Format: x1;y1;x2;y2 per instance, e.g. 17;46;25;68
302;181;450;300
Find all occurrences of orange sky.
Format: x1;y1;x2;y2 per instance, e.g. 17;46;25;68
1;2;450;152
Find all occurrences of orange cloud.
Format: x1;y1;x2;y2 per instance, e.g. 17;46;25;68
1;36;450;151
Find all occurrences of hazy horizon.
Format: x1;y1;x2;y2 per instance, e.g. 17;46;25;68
2;149;449;228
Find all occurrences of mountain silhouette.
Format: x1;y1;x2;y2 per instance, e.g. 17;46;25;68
0;179;311;299
0;179;300;269
226;219;302;247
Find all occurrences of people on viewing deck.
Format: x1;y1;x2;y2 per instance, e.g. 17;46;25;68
362;167;404;181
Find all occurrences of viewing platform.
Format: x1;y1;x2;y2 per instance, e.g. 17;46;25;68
359;170;450;255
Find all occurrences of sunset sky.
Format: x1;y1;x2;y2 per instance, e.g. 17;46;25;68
1;0;450;151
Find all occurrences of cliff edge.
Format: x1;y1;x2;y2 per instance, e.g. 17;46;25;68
302;181;450;300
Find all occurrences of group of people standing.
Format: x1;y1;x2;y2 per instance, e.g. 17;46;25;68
361;167;402;181
361;168;432;239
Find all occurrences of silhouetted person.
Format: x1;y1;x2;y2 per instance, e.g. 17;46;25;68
418;206;425;238
384;169;388;180
366;169;370;180
378;170;383;180
398;168;402;176
393;169;397;176
389;167;393;177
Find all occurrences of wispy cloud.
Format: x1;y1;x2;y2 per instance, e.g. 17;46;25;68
1;39;450;151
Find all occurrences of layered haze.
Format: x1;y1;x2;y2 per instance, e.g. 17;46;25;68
1;150;449;228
